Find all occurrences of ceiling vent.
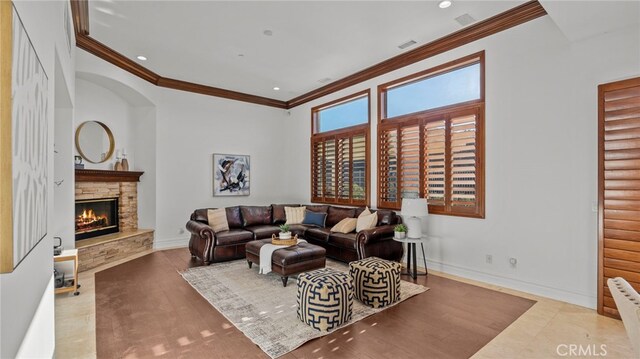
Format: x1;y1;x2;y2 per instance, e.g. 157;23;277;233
398;40;417;50
455;13;476;27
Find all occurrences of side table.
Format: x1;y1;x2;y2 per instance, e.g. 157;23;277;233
54;249;80;296
393;236;428;280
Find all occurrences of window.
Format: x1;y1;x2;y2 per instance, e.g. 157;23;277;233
311;90;370;205
378;52;485;218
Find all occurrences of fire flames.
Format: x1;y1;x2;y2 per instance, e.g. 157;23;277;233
76;209;108;232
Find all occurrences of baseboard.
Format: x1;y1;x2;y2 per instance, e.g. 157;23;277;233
154;236;189;250
422;257;596;309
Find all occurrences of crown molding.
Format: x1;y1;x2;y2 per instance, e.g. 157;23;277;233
70;0;547;110
286;0;547;108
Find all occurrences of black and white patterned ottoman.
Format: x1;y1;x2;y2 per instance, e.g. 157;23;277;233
349;257;401;308
297;268;353;332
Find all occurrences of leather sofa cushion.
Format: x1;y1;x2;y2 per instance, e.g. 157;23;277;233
289;224;312;237
306;205;329;214
272;204;300;224
226;206;243;228
245;225;281;240
215;229;254;246
376;210;398;226
326;206;356;228
328;232;357;250
305;227;331;242
241;206;272;227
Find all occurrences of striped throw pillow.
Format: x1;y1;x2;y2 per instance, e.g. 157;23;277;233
285;206;306;225
207;208;229;233
331;218;357;233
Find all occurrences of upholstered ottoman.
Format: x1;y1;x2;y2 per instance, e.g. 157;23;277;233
349;257;401;308
297;268;353;332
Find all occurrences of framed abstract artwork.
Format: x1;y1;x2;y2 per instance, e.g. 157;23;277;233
0;3;49;273
213;154;250;196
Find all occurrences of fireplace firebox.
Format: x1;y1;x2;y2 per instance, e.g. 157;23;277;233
75;198;119;241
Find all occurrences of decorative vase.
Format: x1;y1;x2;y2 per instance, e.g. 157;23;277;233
279;231;292;240
114;160;123;171
121;156;129;171
394;231;406;239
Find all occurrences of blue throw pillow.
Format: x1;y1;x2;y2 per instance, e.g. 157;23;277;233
302;210;327;227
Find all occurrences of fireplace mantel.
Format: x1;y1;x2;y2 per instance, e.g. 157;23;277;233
75;169;144;182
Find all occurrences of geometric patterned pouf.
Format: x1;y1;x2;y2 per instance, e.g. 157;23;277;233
297;268;354;332
349;257;401;308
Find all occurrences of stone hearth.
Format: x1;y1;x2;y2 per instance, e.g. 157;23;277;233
75;169;153;271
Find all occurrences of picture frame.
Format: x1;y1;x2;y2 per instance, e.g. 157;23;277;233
213;153;250;197
0;3;49;273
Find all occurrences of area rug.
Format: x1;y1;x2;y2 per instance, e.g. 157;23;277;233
181;259;428;358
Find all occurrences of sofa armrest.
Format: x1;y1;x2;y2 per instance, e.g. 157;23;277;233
186;220;215;265
356;224;396;245
186;220;215;239
356;225;404;262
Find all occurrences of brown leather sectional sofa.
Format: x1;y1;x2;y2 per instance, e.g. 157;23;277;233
186;204;404;265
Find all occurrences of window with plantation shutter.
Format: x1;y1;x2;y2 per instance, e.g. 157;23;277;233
378;52;485;218
311;90;370;205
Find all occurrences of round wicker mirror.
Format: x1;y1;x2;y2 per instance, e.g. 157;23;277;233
75;121;115;164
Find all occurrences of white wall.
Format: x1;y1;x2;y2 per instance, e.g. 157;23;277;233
75;51;289;249
75;78;136;170
0;1;75;357
284;17;640;308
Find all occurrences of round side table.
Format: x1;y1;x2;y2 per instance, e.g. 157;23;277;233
393;236;429;279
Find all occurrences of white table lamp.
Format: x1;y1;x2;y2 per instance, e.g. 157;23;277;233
401;198;428;239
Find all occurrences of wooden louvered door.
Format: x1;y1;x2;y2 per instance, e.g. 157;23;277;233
598;77;640;318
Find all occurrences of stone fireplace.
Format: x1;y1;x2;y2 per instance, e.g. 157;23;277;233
74;169;153;271
75;197;119;240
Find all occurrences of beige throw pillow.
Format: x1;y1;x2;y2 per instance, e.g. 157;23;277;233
356;211;378;232
285;206;306;225
207;208;229;233
331;218;357;234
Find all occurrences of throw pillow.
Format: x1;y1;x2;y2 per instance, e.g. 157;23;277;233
356;211;377;232
359;206;372;217
285;206;306;225
302;210;327;227
207;208;229;233
331;218;357;234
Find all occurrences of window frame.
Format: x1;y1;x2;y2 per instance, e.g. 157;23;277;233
377;52;485;218
310;90;371;206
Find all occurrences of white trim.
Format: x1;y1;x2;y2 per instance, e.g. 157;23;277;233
422;256;596;309
154;236;189;250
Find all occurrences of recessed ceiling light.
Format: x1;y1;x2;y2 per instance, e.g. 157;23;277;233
273;87;280;91
238;54;245;57
136;55;147;61
263;30;273;36
318;77;332;84
439;0;452;9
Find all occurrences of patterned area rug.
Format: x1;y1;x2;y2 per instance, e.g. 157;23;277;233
181;259;428;358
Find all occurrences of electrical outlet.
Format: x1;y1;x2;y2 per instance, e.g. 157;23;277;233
178;228;185;235
509;257;517;268
591;202;598;212
485;254;492;264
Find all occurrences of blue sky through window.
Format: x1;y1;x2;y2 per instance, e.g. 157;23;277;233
318;96;368;133
387;63;480;118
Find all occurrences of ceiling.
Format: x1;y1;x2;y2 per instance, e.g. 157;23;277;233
88;1;526;101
